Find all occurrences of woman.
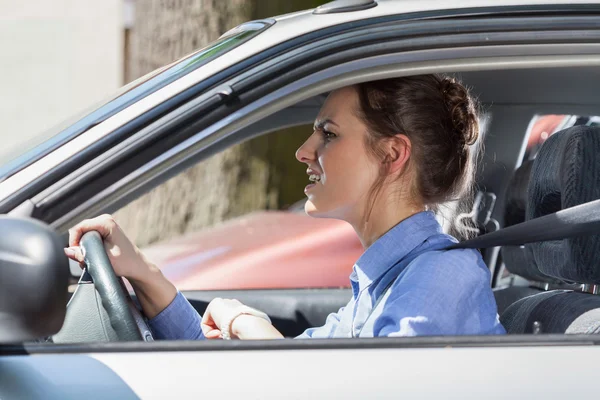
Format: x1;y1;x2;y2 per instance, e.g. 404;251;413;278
65;75;506;340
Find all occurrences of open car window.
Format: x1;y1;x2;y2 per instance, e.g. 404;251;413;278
114;123;360;292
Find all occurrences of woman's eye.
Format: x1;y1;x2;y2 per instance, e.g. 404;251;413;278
322;130;336;142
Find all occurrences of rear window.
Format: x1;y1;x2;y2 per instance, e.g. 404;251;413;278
524;114;600;161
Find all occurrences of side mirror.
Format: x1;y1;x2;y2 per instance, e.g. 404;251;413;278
0;216;69;342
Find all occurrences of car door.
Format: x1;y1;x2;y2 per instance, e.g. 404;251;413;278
2;337;600;399
3;3;600;398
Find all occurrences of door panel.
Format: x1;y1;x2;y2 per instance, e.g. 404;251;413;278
4;344;600;399
182;288;351;337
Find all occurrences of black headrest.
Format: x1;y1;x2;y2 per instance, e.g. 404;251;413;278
501;160;561;283
526;125;600;284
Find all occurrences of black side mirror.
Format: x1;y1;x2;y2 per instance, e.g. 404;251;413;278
0;216;69;342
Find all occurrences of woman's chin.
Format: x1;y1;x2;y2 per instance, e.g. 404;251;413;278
304;199;326;217
304;199;338;219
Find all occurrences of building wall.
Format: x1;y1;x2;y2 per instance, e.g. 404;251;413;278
0;0;122;162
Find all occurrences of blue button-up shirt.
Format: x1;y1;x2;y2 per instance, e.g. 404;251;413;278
148;211;505;339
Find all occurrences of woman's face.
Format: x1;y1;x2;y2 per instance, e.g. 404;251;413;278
295;86;380;222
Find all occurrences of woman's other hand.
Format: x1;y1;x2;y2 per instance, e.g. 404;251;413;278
201;298;283;340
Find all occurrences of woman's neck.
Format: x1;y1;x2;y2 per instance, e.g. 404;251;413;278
352;197;426;249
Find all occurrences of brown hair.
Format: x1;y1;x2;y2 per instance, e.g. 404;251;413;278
354;75;481;234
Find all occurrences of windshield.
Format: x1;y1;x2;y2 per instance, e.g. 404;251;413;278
0;20;272;181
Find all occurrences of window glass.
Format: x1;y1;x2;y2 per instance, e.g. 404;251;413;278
520;114;600;161
1;22;270;177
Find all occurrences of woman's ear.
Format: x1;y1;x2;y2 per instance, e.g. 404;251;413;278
385;134;411;174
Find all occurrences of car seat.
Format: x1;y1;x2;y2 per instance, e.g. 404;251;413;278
500;125;600;334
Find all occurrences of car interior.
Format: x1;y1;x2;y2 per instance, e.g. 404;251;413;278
50;64;600;342
177;65;600;338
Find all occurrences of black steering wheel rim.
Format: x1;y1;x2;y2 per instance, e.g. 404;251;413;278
80;231;144;341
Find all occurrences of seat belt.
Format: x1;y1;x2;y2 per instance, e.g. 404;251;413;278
446;198;600;250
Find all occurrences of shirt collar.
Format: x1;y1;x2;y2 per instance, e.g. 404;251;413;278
350;211;443;295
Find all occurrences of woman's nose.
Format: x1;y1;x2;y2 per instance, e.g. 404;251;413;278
295;134;317;163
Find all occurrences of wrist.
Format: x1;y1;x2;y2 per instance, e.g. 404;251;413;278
229;311;282;340
231;314;270;338
129;263;177;319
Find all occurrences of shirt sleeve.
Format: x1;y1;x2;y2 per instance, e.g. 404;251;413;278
148;291;206;340
295;306;345;339
373;249;505;337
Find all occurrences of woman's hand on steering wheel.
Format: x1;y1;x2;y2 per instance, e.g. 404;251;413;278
64;214;152;282
65;214;178;319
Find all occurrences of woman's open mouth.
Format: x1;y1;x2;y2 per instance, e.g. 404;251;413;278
305;173;321;193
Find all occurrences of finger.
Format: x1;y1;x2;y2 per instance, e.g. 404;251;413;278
201;302;216;326
201;306;221;339
203;328;222;339
64;246;85;263
201;320;221;339
68;214;117;247
204;298;227;328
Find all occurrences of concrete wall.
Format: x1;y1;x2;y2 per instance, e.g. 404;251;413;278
0;0;122;163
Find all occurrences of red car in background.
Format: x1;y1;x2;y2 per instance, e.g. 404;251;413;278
142;209;363;290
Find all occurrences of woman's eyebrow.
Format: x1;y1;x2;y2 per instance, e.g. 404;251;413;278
314;118;339;130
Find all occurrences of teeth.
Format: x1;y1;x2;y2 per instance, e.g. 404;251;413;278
309;174;321;182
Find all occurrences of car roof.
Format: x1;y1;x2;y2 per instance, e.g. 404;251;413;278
270;0;600;29
238;1;600;63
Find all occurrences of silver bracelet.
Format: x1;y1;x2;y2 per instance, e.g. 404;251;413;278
220;306;271;340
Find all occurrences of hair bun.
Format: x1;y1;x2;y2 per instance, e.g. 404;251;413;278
440;77;479;146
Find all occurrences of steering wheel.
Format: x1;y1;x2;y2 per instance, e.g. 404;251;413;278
52;231;153;342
